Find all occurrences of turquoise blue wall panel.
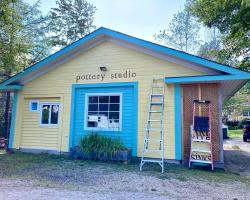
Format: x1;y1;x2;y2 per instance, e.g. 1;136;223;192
70;82;138;156
8;91;18;148
174;84;182;160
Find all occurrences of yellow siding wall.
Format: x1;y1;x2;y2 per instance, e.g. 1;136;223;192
13;42;205;159
20;97;61;150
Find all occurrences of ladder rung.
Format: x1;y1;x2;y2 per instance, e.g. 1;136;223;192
190;159;212;164
144;149;163;153
152;86;163;88
142;159;164;163
192;139;211;143
148;120;162;122
153;78;164;81
146;128;162;132
151;94;164;97
191;149;211;153
149;110;162;113
150;102;163;105
144;139;163;142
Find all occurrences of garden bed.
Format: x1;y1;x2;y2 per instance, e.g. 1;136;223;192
70;146;131;162
70;133;132;162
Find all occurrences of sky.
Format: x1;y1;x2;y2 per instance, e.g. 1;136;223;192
25;0;186;42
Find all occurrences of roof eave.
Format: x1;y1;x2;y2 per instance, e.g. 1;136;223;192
0;27;249;87
0;85;23;91
165;74;250;84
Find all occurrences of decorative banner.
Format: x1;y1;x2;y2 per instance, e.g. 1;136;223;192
76;70;137;82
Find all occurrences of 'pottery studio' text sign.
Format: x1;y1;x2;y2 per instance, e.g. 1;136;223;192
76;70;136;82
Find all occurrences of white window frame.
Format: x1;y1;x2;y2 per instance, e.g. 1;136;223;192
29;100;39;112
84;93;122;131
39;102;60;127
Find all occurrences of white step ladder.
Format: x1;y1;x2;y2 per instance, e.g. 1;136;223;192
140;78;165;173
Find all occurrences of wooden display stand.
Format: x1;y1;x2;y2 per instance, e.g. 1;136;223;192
189;100;214;170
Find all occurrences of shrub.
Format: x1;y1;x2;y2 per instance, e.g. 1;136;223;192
79;133;128;159
226;120;240;130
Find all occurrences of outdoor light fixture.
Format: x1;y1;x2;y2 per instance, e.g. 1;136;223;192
100;66;107;72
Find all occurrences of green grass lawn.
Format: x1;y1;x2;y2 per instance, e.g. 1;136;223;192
228;129;243;138
0;152;250;187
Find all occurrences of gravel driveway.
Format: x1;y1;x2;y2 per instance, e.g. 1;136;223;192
1;174;250;200
1;152;250;200
224;138;250;176
224;138;250;153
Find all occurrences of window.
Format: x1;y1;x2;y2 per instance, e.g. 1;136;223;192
40;103;60;126
29;100;39;112
85;94;121;131
243;110;250;117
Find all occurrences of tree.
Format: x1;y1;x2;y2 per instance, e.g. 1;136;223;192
0;0;28;78
18;0;51;65
191;0;250;70
49;0;96;48
154;0;201;53
0;0;50;140
0;0;51;76
197;27;225;62
198;39;221;61
0;0;26;140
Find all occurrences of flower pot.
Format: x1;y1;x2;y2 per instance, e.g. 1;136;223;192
117;149;131;162
70;146;84;159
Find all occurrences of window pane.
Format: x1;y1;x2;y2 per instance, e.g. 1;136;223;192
109;112;119;120
110;96;120;103
51;105;59;124
42;105;50;124
31;102;38;111
88;104;98;111
89;96;98;103
99;104;108;111
110;104;119;111
99;96;109;103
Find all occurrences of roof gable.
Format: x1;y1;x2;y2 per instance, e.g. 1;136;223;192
0;27;249;89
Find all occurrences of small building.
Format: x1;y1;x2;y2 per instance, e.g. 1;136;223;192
0;27;249;167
